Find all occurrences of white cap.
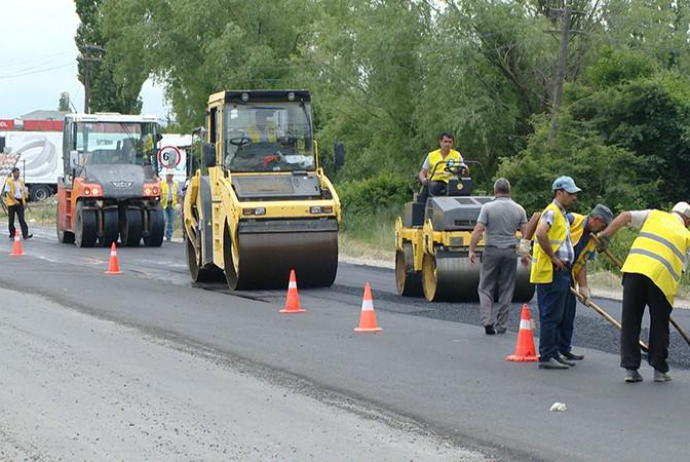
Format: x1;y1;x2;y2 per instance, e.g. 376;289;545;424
671;201;690;220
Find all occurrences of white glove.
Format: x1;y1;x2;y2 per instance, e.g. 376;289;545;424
579;287;591;305
516;238;531;257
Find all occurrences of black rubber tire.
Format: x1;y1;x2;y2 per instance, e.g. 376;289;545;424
120;207;142;247
75;202;97;248
31;184;53;202
100;208;119;247
224;226;240;290
144;207;165;247
56;205;75;244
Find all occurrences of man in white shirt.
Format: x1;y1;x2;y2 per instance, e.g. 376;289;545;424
3;167;32;239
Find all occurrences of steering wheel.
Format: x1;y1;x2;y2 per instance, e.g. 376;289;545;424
229;136;252;147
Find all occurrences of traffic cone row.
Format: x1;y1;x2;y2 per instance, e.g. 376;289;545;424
281;270;382;333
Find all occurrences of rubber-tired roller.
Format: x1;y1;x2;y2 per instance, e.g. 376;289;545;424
183;90;344;290
395;162;534;302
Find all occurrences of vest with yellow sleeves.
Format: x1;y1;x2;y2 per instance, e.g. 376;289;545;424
160;180;178;209
4;178;26;207
570;213;597;280
247;122;278;143
530;201;569;284
427;149;462;183
621;210;690;305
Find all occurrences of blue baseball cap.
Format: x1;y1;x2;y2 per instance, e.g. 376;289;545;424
552;175;581;193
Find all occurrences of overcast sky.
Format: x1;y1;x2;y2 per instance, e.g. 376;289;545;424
0;0;167;119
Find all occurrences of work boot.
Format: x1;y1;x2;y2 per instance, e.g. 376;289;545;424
484;325;495;335
561;351;584;361
624;369;643;383
538;358;569;370
495;326;507;335
555;355;575;367
653;370;672;382
24;234;33;240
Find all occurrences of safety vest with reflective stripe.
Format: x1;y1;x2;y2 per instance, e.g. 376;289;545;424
247;123;278;143
570;213;597;280
427;149;462;183
530;201;568;284
4;178;26;207
621;210;690;305
160;180;178;209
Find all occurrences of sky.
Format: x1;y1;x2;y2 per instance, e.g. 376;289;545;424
0;0;168;120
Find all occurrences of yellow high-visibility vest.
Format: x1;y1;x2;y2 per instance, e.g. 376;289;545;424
530;201;569;284
621;210;690;305
570;213;597;280
160;180;178;209
427;149;462;183
4;178;26;207
247;122;278;143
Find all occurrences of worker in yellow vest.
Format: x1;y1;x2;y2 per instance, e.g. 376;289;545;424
525;203;613;364
599;202;690;383
160;171;179;242
417;132;469;201
246;109;282;143
3;167;32;240
530;176;581;370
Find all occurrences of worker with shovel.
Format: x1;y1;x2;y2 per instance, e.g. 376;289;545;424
599;202;690;383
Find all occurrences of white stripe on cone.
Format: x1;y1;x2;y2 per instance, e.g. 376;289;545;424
361;299;374;311
519;319;532;330
288;281;297;289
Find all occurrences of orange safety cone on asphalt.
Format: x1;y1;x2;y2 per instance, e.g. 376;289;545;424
280;269;305;313
105;242;122;275
9;234;24;257
505;304;538;362
354;283;382;333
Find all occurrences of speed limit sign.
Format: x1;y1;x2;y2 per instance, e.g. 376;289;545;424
157;145;181;169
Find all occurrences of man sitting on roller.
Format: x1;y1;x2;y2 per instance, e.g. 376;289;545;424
418;132;469;202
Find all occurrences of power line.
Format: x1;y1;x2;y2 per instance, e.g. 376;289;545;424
0;62;75;81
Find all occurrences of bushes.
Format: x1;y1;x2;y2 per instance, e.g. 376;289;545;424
336;172;412;216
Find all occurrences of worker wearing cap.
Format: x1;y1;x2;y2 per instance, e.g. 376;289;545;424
599;202;690;383
530;176;580;370
417;132;470;201
525;203;614;365
3;167;32;240
160;171;179;242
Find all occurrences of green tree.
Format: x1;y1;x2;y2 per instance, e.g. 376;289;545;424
58;92;71;111
75;0;143;113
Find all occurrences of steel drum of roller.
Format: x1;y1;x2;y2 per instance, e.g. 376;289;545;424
422;250;534;303
225;226;338;290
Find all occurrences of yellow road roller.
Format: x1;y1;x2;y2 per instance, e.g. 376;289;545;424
395;160;534;302
183;90;344;289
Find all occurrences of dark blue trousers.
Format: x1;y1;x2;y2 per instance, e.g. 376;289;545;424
536;269;572;361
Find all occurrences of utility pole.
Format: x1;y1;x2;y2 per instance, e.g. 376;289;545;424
546;5;584;145
79;45;105;114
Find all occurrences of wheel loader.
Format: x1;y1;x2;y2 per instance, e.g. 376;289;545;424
56;113;165;247
183;90;344;289
395;160;534;302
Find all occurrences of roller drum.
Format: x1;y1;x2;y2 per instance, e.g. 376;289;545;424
423;251;481;302
395;242;423;297
229;230;338;290
512;261;535;302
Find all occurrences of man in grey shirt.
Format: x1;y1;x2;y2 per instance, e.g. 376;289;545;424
469;178;528;334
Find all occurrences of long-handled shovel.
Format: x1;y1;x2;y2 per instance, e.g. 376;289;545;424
570;287;649;352
592;234;690;348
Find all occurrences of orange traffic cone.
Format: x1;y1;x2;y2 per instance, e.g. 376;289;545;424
280;269;305;313
105;242;122;275
505;304;538;362
354;283;382;333
9;234;23;257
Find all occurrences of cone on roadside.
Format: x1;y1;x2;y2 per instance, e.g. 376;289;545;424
9;234;24;257
354;283;382;333
280;269;305;313
105;242;122;275
505;304;538;362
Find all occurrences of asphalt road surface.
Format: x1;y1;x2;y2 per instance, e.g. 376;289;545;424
2;225;690;461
